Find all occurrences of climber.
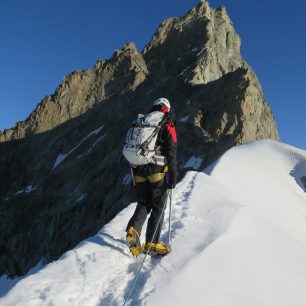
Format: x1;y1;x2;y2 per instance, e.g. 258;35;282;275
123;97;177;256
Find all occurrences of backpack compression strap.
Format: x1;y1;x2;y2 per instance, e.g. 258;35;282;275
138;113;169;155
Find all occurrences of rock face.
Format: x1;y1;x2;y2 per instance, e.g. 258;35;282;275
0;1;279;277
0;42;147;142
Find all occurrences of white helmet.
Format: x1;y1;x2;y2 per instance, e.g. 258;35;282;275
153;97;171;110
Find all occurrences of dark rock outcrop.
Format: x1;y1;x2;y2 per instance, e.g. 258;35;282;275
0;1;279;277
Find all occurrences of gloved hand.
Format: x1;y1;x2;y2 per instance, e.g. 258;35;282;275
167;177;176;189
168;182;176;189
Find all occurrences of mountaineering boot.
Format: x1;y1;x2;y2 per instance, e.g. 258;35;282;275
142;242;171;257
126;227;142;256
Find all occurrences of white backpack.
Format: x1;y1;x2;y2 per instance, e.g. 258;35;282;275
123;111;166;166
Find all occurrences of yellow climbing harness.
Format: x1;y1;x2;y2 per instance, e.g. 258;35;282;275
134;166;168;184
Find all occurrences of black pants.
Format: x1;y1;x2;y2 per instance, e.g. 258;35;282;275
126;178;168;243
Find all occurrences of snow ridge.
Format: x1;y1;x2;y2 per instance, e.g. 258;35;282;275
1;140;306;306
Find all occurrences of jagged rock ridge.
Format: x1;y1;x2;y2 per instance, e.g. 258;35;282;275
0;1;279;277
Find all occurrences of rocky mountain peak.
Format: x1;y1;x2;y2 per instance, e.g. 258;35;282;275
122;41;138;54
0;42;148;142
143;0;242;86
0;2;279;278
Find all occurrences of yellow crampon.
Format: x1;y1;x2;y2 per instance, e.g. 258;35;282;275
126;227;142;257
142;242;171;256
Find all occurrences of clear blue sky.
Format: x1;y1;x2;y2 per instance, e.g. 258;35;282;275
0;0;305;149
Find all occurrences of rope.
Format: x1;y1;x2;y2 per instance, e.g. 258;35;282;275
123;189;170;306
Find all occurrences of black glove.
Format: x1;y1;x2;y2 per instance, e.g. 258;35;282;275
167;177;176;189
168;183;176;189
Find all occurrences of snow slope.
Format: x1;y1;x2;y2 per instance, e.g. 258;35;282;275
1;140;306;306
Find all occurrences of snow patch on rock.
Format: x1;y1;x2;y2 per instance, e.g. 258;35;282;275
183;156;203;170
122;173;132;185
179;115;189;123
14;185;37;196
53;126;104;169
